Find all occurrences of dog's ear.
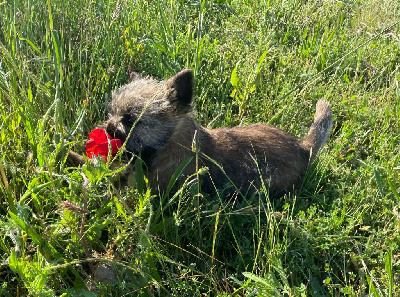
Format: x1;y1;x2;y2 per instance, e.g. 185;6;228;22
166;69;194;112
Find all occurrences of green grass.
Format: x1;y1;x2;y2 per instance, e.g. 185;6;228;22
1;0;399;295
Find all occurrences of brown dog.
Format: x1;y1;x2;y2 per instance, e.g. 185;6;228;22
70;69;333;197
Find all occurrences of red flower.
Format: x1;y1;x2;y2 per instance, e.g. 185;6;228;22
85;129;122;162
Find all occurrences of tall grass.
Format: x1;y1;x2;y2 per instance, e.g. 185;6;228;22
1;0;399;295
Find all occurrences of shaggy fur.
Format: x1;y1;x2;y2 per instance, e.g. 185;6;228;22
71;69;333;197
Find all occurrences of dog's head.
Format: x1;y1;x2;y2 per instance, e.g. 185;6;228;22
104;69;194;156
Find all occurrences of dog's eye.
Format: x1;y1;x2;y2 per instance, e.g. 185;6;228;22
122;115;136;126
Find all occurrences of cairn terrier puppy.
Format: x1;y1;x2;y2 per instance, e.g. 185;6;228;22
71;69;333;197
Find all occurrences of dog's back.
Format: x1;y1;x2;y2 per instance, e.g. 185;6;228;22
198;99;333;196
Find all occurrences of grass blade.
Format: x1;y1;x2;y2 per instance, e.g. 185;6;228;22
385;248;393;297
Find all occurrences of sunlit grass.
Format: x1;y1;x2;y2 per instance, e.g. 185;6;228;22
0;0;399;295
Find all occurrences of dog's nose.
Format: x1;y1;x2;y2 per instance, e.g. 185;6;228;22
101;122;118;139
97;123;115;138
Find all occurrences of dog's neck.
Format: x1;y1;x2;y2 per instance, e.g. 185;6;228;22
148;116;209;190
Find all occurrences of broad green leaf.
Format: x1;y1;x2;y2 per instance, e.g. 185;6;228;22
230;63;240;88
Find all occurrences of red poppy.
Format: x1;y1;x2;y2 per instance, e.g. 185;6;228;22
85;129;122;162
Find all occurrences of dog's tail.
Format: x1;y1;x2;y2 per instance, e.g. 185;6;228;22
301;99;333;160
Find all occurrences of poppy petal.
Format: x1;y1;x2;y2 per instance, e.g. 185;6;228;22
85;139;97;158
110;139;122;154
88;128;108;141
86;129;122;160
